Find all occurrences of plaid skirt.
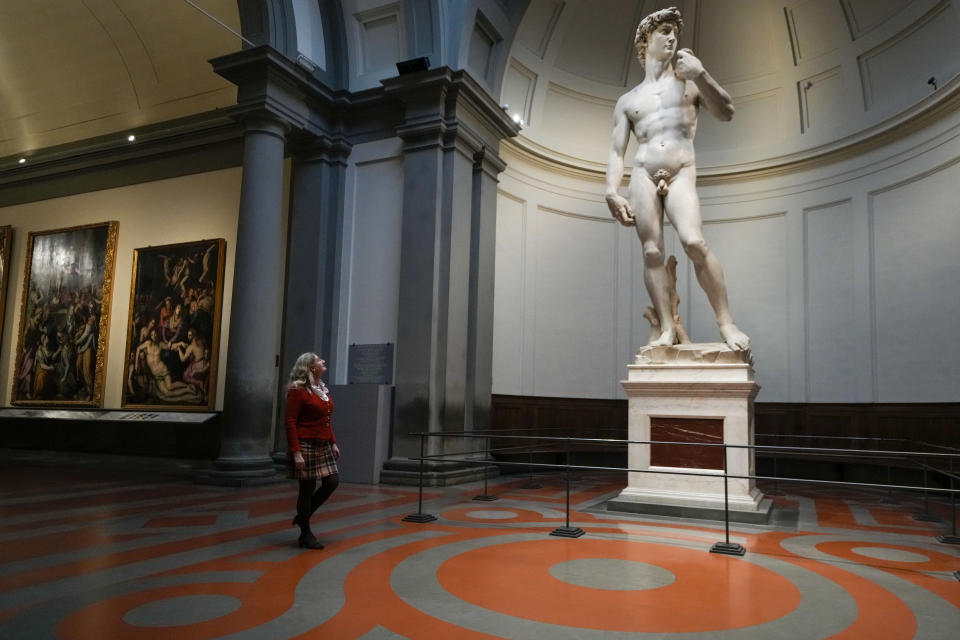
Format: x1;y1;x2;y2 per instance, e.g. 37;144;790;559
289;439;339;480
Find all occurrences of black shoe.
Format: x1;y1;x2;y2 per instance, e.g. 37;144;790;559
298;532;324;550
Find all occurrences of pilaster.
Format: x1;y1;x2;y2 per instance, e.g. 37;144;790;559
379;68;517;485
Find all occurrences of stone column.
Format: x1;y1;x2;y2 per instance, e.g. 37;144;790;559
201;115;288;485
273;138;350;461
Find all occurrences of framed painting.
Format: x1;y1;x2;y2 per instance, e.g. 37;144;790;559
0;226;11;351
121;239;226;410
11;221;119;407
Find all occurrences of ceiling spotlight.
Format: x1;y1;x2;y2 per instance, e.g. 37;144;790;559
511;113;524;127
127;134;136;142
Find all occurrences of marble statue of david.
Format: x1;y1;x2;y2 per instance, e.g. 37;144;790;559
605;7;750;352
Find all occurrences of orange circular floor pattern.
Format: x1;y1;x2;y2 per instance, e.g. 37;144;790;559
437;537;802;632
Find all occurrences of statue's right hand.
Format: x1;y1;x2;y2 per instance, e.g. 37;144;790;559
606;194;636;226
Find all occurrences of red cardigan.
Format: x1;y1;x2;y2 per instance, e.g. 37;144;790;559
285;386;335;453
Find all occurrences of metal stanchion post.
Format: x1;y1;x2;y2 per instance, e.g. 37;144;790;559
521;447;541;489
551;450;584;538
914;456;941;523
473;461;498;502
881;461;898;505
765;451;784;496
937;471;959;545
403;433;437;523
711;443;745;556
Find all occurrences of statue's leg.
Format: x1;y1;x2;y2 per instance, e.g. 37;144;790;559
664;168;750;350
630;174;675;346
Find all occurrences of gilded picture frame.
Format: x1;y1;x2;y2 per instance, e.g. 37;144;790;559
121;239;226;411
10;221;119;407
0;226;12;352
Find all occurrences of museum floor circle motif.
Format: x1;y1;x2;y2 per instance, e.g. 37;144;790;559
548;558;676;590
432;536;803;633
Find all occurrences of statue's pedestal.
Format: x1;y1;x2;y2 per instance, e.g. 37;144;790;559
606;343;772;524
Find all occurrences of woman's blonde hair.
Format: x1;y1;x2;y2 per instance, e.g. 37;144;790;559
287;352;320;391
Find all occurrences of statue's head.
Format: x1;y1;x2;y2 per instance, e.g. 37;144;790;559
634;7;683;62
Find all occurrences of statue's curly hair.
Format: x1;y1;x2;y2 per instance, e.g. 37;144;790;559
634;7;683;62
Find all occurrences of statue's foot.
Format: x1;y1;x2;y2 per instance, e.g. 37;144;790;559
647;327;676;347
719;323;750;351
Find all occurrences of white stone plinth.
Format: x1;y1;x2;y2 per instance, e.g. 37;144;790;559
607;343;770;523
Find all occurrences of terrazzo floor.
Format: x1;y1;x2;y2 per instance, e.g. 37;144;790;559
1;455;958;639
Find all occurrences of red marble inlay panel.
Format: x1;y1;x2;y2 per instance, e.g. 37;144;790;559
650;417;724;470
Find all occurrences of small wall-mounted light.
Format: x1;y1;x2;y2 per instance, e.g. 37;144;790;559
127;134;136;142
18;158;26;164
511;113;524;127
296;54;317;73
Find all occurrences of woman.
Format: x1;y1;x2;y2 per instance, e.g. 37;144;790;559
285;352;340;549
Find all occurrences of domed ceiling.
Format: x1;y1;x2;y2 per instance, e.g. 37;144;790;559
0;0;240;166
500;0;960;174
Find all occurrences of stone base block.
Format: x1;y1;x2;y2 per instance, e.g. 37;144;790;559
380;458;497;487
606;485;773;524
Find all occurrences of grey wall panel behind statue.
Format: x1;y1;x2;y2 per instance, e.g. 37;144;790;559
871;159;960;402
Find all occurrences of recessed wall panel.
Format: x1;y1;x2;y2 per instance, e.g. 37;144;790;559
696;0;779;84
872;161;960;401
842;0;909;37
532;208;618;398
695;89;784;152
493;193;526;394
540;83;615;161
686;214;788;401
360;14;401;73
786;0;849;64
805;200;857;401
799;67;844;133
553;0;637;85
860;3;960;111
348;158;403;345
516;0;564;58
502;60;536;125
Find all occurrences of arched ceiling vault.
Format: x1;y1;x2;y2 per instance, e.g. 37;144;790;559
500;0;960;177
0;0;243;166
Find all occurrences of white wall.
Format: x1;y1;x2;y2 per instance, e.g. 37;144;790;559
492;108;960;403
0;168;243;409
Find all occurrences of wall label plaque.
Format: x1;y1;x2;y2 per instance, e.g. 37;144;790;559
348;343;394;384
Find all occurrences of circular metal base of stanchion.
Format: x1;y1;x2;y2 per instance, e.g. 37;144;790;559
710;542;746;556
913;513;942;523
472;494;498;502
402;513;438;523
936;534;960;545
550;526;585;538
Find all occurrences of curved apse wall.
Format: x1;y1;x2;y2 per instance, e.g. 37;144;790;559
491;0;960;403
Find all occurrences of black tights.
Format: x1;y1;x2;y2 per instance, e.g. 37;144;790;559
296;474;340;533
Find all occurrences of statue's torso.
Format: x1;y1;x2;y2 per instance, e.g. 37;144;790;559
623;75;699;178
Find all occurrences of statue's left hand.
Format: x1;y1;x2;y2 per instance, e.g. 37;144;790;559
674;49;704;80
